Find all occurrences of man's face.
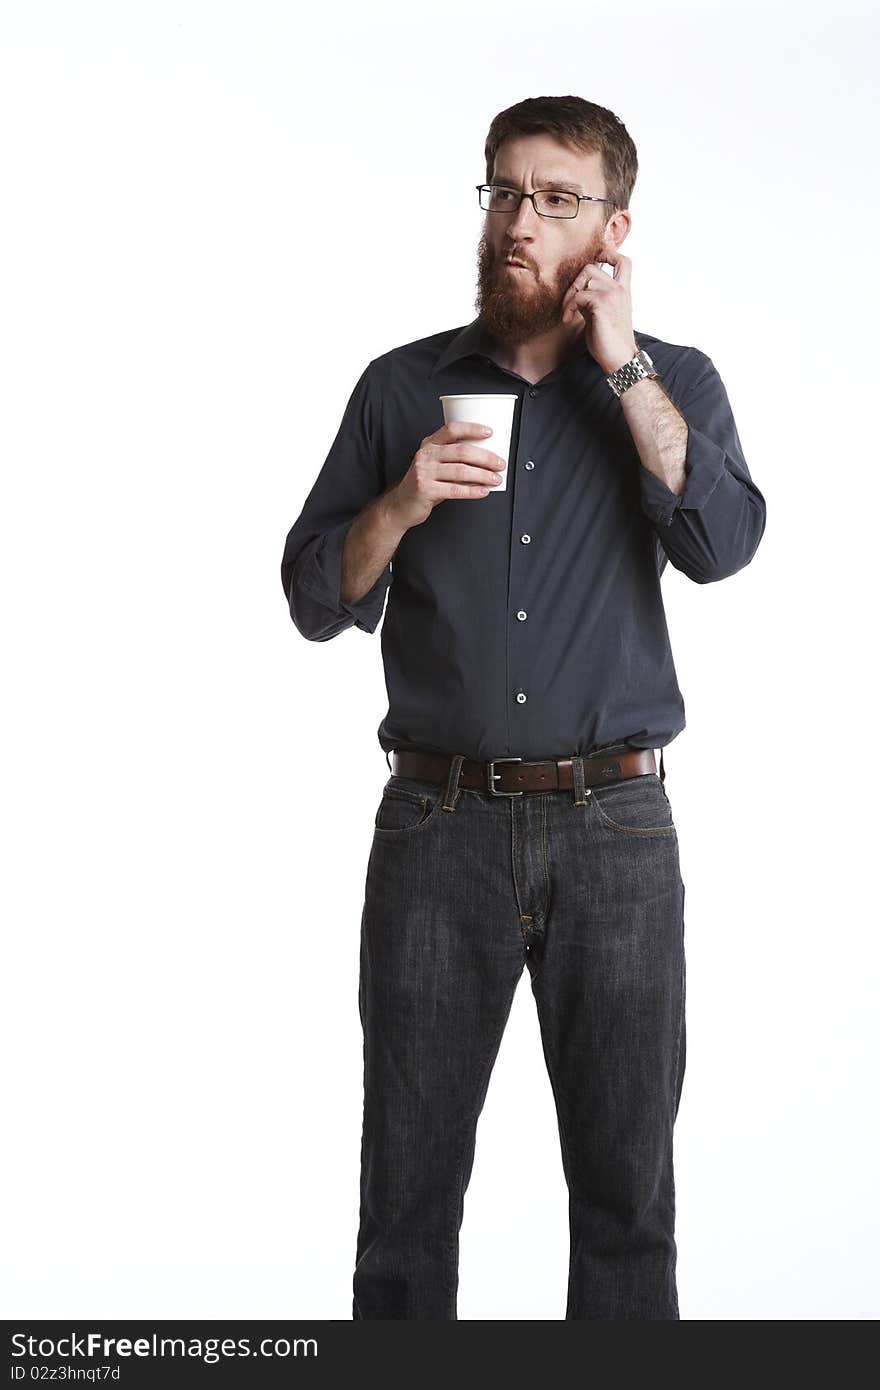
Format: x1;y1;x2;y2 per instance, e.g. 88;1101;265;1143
474;134;628;348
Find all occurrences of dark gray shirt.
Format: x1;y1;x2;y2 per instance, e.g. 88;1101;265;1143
280;317;766;762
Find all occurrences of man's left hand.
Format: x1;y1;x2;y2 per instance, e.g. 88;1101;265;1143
562;246;638;376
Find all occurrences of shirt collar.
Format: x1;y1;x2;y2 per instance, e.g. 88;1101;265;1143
428;315;595;381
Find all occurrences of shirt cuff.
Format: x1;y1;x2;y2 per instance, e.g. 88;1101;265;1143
638;423;728;528
298;518;392;634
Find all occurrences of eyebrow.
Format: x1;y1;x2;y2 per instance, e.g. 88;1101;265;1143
492;174;585;194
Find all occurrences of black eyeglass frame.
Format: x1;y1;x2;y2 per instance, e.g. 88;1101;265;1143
476;183;614;219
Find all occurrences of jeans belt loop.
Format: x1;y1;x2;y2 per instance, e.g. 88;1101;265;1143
572;755;587;806
442;754;465;811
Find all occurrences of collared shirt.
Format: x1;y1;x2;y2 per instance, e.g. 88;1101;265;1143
280;317;767;762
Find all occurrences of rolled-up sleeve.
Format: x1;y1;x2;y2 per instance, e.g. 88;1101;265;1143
280;358;393;640
639;353;767;583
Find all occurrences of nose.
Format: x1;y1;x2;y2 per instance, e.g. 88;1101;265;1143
502;192;543;242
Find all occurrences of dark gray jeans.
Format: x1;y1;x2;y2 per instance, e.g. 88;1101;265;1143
352;755;686;1320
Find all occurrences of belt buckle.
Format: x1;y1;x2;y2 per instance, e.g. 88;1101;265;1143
487;756;523;796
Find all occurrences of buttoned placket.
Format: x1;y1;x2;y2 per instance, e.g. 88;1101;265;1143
510;382;547;740
474;356;568;753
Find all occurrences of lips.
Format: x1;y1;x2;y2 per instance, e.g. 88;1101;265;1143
506;259;529;269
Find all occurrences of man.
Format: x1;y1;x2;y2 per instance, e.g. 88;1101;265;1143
280;96;766;1320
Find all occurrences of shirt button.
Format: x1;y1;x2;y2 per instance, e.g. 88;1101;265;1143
515;691;527;704
524;460;535;470
516;610;527;621
521;534;531;544
529;388;539;398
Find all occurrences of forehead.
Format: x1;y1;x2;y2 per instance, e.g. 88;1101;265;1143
492;135;605;194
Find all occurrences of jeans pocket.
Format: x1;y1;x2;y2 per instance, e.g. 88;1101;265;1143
373;777;443;835
590;773;677;836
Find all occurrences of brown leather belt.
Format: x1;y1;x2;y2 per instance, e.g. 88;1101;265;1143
391;747;659;797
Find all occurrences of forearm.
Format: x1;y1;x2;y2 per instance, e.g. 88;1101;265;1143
619;377;688;495
340;489;409;606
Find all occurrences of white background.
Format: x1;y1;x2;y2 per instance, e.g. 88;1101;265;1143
3;0;877;1321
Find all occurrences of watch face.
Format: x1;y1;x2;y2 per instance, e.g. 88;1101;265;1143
639;349;654;370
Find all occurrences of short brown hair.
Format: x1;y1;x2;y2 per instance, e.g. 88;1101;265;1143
483;95;638;221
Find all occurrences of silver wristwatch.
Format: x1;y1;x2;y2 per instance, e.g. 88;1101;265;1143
606;347;657;398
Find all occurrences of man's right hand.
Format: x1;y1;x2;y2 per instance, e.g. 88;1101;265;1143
386;421;507;531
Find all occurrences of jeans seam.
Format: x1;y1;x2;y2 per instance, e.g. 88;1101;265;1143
540;794;550;924
671;879;686;1119
511;797;524;929
667;882;685;1319
531;1008;580;1314
443;992;517;1318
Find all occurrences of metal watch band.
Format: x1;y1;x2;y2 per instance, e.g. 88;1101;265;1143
606;349;657;398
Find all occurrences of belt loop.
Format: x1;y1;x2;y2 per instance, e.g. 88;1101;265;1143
659;747;666;784
442;754;465;812
385;748;393;774
572;754;587;806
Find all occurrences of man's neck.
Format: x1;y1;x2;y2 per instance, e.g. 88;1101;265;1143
488;322;586;385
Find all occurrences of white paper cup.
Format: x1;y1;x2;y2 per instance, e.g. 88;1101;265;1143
439;394;518;493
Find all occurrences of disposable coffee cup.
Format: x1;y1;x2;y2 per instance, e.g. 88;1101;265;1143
439;394;518;493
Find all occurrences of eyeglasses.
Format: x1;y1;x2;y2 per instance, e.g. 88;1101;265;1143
476;184;613;219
